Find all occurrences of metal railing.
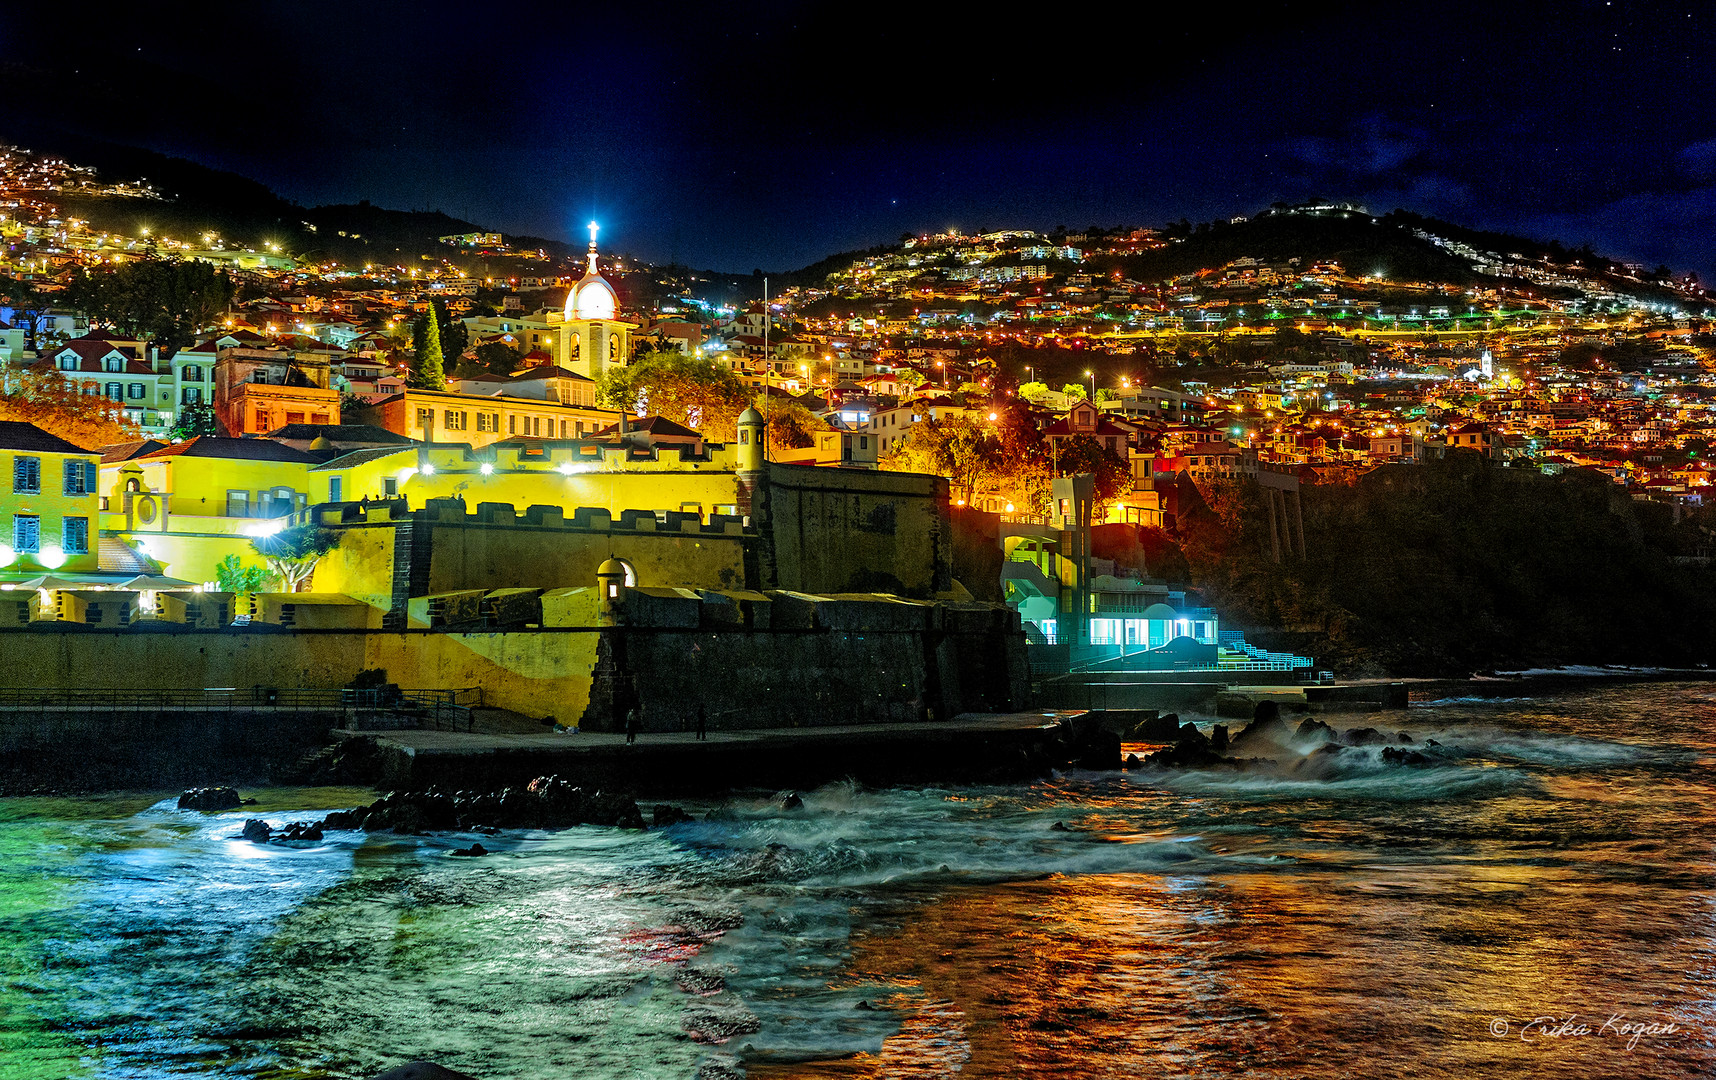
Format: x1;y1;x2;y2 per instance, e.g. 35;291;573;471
0;686;477;730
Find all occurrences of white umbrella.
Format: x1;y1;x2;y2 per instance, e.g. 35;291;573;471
118;574;198;590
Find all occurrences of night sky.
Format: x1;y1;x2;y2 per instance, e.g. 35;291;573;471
4;1;1715;277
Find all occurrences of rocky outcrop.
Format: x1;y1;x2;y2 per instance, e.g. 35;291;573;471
653;804;695;827
1230;701;1291;749
1293;719;1336;746
178;787;241;811
238;819;323;843
322;776;646;834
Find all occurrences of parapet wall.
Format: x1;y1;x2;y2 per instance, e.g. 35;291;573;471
0;592;1029;731
310;499;754;614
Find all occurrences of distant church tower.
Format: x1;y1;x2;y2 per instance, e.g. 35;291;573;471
559;222;634;380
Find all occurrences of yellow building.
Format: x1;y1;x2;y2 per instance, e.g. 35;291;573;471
1;421;102;579
308;438;743;521
100;436;322;586
357;387;623;448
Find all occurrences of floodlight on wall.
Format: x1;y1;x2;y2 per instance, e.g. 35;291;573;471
38;544;66;569
0;542;13;567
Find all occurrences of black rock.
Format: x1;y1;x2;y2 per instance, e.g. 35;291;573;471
855;999;874;1010
1232;704;1291;748
449;842;488;857
240;819;272;842
1123;753;1142;769
1381;747;1431;766
1133;712;1183;740
775;791;805;812
1049;821;1069;831
1143;741;1233;769
334;776;647;834
1342;727;1386;746
322;809;362;831
1175;722;1211;749
178;787;241;811
1293;718;1336;745
1210;724;1229;753
652;804;695;827
370;1063;481;1080
275;821;324;842
1395;731;1415;744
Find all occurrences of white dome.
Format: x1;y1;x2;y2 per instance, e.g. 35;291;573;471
564;273;617;321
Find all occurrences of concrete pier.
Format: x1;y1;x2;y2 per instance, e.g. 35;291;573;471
351;712;1084;795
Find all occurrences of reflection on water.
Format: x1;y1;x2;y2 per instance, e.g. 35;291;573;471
2;684;1715;1078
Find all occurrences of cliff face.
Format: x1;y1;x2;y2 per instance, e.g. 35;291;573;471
1179;457;1716;676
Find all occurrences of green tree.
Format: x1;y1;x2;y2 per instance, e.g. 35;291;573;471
170;400;221;439
1061;383;1088;400
252;525;340;593
465;339;523;377
214;553;272;593
66;260;235;358
596;353;750;439
1017;380;1051;402
884;416;1000;504
757;395;827;454
1054;434;1131;515
411;306;447;390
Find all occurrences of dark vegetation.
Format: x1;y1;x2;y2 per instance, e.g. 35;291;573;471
1166;454;1716;676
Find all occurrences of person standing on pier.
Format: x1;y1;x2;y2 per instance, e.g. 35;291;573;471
695;704;707;741
625;706;638;745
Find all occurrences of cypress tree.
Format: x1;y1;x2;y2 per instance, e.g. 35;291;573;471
414;306;447;390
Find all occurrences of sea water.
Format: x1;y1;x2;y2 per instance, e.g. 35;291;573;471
2;681;1713;1078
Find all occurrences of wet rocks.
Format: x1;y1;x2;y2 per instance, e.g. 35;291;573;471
178;787;241;811
1132;712;1184;741
677;967;728;996
321;776;647;835
1381;747;1431;767
1142;739;1234;769
449;843;488;857
1341;727;1387;746
1057;718;1123;769
773;791;805;812
682;1001;762;1044
1230;701;1290;749
1293;719;1336;746
370;1063;480;1080
653;804;695;827
238;819;323;843
1210;724;1230;753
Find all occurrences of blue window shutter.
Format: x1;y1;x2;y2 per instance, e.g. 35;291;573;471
85;461;97;491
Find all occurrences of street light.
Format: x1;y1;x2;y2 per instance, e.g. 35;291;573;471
1085;369;1094;400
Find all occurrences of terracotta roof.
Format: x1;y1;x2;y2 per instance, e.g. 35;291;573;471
310;446;414;471
0;421;96;454
596;415;702;439
101;439;169;462
50;339;144;372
